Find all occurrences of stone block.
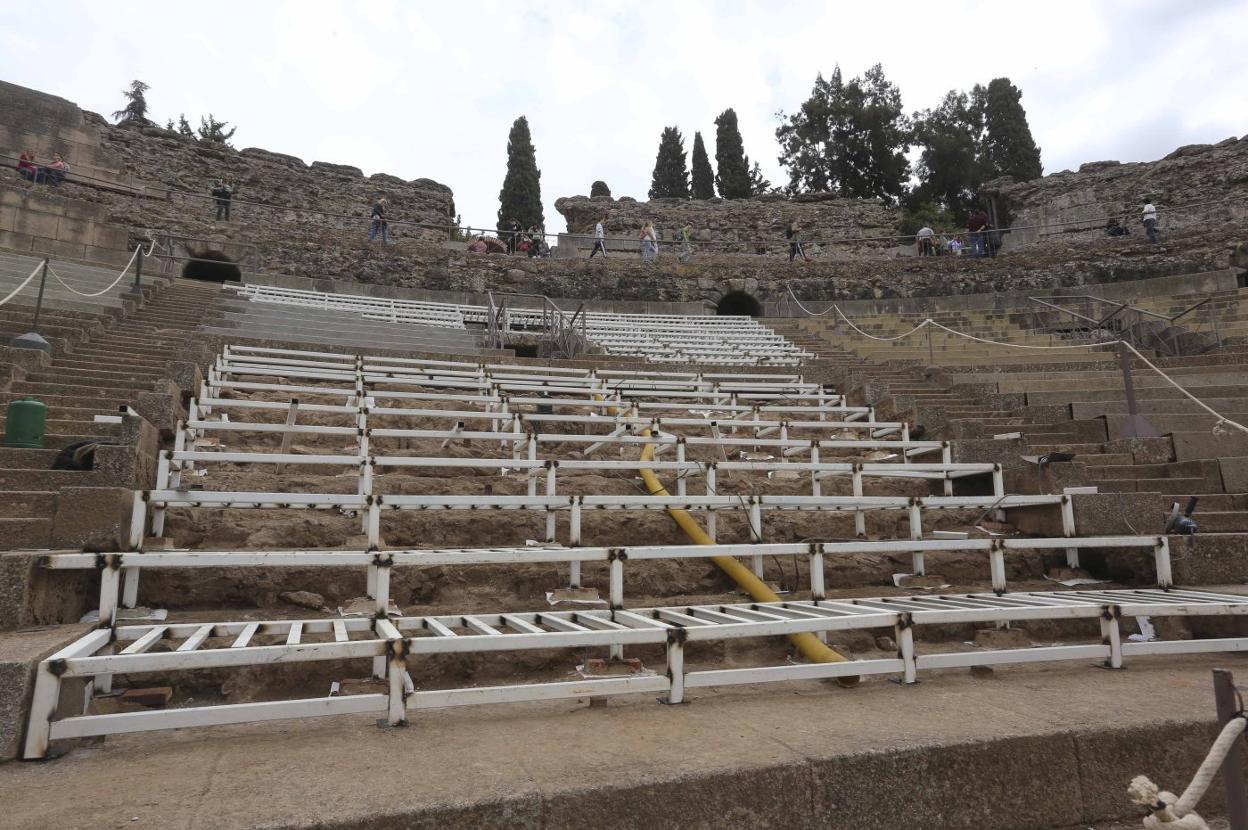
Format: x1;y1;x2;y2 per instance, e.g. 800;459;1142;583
812;734;1083;829
949;436;1027;468
54;214;92;244
0;204;14;233
1071;492;1167;536
1105;436;1175;464
1171;534;1248;585
135;381;186;439
1220;456;1248;493
0;624;94;760
1173;430;1248;461
1006;500;1067;536
1006;461;1089;495
0;550;93;631
12;208;58;239
0;229;35;252
50;487;136;552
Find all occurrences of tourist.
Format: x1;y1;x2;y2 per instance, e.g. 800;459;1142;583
467;236;487;254
1142;199;1158;243
588;214;608;259
1105;217;1129;237
16;150;38;183
948;236;964;256
639;221;658;261
369;197;389;243
42;153;69;186
986;225;1003;257
785;222;807;262
967;209;990;257
212;176;233;221
676;222;694;263
915;226;935;257
506;217;522;255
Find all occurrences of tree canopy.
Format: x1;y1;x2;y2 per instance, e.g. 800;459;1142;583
714;108;751;199
975;77;1043;182
649;126;690;199
113;80;151;124
690;131;715;200
496;116;544;232
590;180;612;198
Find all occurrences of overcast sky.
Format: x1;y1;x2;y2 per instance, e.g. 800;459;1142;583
2;0;1245;232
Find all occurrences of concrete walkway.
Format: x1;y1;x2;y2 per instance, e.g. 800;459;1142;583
1;654;1243;829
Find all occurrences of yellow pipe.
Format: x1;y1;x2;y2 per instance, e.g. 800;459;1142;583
636;430;858;685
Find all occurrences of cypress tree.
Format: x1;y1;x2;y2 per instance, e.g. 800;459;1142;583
590;180;612;198
648;127;690;199
112;80;151;124
496;116;544;232
690;131;715;200
714;108;751;199
974;78;1042;181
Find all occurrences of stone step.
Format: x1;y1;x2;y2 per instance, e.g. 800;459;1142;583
0;516;52;548
1090;461;1214;480
0;448;61;469
1195;511;1248;533
11;381;148;399
51;357;168;373
28;368;162;385
1028;442;1109;456
1;417;121;439
0;392;134;412
0;467;105;490
0;490;57;516
1080;453;1136;467
1087;476;1216;494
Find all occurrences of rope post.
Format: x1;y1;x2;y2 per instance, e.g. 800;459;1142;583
926;323;934;369
1213;669;1248;829
1117;340;1160;438
10;258;52;353
133;245;144;288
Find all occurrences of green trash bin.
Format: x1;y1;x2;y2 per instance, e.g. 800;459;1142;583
4;397;48;448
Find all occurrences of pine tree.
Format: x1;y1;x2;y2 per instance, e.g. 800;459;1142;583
714;109;751;199
496;116;544;232
776;64;911;203
197;114;237;145
745;157;773;196
974;78;1042;181
648;126;690;199
690;131;715;200
590;180;612;198
910;90;984;221
112;80;151;124
176;114;194;138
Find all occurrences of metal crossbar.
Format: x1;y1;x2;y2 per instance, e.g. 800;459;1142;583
24;588;1246;757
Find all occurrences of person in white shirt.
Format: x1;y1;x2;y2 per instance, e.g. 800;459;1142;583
915;226;935;257
588;215;608;259
1142;199;1158;243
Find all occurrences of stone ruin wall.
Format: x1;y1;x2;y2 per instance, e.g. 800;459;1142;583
554;193;900;256
986;135;1248;244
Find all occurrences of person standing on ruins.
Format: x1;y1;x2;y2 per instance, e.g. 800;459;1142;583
507;217;522;254
915;226;935;257
369;197;389;244
1142;199;1158;243
677;223;694;263
785;222;807;262
639;221;658;261
588;215;608;259
966;209;990;257
212;176;233;221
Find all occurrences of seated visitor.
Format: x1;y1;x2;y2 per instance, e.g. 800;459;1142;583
43;153;69;185
915;226;935;257
16;150;38;182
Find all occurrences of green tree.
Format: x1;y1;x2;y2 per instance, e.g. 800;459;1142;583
197;114;237;145
649;126;689;199
974;77;1042;181
112;80;151;124
590;180;612;198
745;156;774;196
713;108;751;199
775;64;911;203
496;116;544;232
175;114;195;138
909;90;984;221
690;131;715;199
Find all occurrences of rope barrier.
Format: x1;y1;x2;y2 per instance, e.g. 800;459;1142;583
1128;714;1247;828
0;261;43;308
1123;342;1248;435
46;247;140;298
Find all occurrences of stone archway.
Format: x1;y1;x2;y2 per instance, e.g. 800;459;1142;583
182;250;242;283
715;290;763;317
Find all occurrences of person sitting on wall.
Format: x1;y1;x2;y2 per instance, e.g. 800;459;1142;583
948;235;964;256
915;225;936;257
42;153;69;186
467;236;488;254
16;150;39;182
1105;217;1130;237
369;197;389;244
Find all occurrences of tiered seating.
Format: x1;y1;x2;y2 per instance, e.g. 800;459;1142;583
228;283;810;365
22;342;1227;758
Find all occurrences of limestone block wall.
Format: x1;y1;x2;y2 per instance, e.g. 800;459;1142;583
0;183;131;265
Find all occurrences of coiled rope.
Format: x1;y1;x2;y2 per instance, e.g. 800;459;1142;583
47;244;148;298
1128;714;1247;828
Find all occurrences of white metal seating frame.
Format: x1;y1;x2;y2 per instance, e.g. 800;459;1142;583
24;587;1245;758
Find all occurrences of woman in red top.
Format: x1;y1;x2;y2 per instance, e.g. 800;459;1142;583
16;150;38;182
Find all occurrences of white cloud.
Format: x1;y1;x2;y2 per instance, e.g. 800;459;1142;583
1;0;1244;232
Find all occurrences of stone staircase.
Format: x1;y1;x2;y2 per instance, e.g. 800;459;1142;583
0;277;221;548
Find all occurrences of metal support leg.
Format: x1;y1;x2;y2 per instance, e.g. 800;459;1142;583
1154;536;1173;589
663;632;685;704
852;468;866;536
385;638;410;726
1100;605;1123;669
1061;496;1080;568
989;544;1007;595
545;462;557;544
896;615;917;684
1213;669;1248;830
810;444;821;497
749;498;764;578
609;552;625;660
809;546;827;643
569;497;582;588
909;501;925;575
706;465;717;542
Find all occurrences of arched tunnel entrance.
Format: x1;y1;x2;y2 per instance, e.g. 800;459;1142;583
182;250;242;283
715;290;762;317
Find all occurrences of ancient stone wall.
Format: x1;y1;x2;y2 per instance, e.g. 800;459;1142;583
554;192;900;254
985;136;1248;244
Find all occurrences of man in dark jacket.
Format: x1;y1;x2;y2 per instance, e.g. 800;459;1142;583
369;197;389;243
212;177;233;221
